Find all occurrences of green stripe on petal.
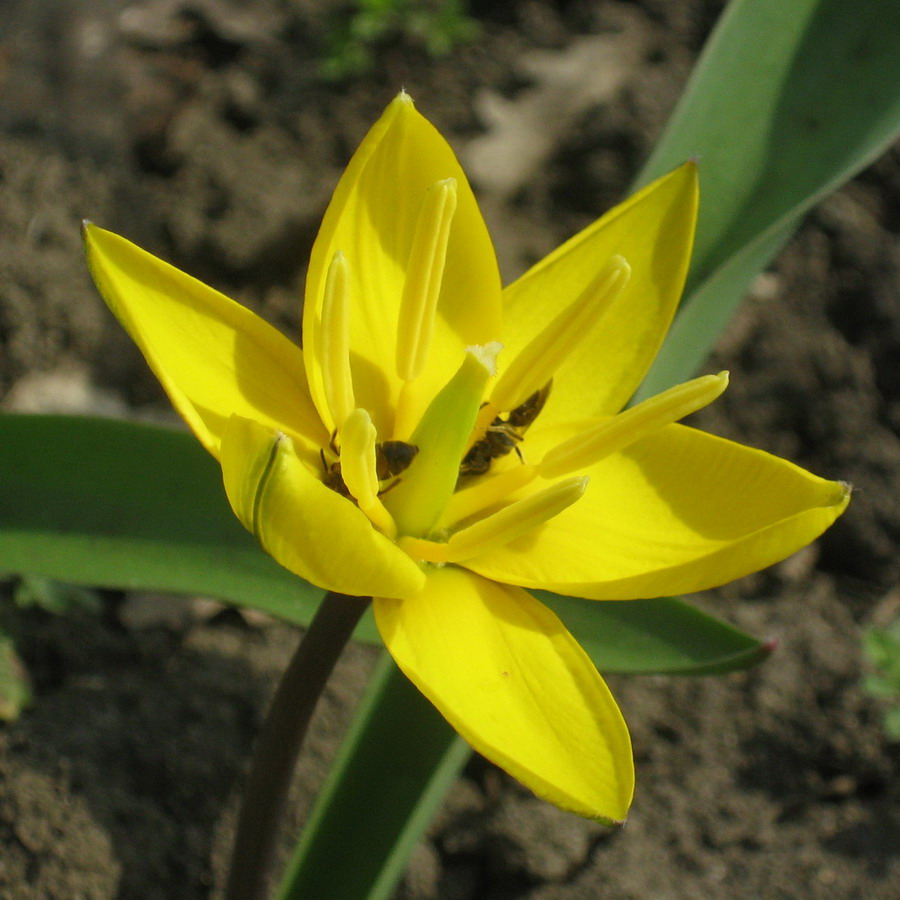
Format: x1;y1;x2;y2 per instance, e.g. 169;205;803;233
221;416;425;599
500;164;698;425
374;567;634;823
465;423;850;599
84;225;324;458
304;93;502;439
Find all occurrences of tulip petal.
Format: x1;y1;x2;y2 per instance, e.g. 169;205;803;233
84;225;324;457
304;93;502;438
499;164;698;423
374;567;634;822
220;416;425;599
465;423;850;599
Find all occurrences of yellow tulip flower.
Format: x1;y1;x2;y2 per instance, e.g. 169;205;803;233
84;93;848;824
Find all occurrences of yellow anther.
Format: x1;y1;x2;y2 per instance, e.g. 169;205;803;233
320;251;355;430
395;178;458;383
339;407;397;538
539;372;730;479
441;476;587;563
491;255;631;413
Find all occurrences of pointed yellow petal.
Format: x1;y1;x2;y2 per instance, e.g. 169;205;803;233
500;163;698;425
374;567;633;822
221;416;425;599
465;424;850;599
84;224;324;457
304;93;502;438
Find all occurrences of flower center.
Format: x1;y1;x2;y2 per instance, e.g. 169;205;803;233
313;179;727;564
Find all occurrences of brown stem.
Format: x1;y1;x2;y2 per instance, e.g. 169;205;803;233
225;591;371;900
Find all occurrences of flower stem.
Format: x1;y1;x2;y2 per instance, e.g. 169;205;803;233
225;591;372;900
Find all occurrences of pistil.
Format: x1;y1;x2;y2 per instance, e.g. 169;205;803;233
386;346;495;537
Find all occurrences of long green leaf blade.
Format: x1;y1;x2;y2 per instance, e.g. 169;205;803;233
635;0;900;398
278;653;468;900
0;412;769;674
0;413;326;627
541;592;773;676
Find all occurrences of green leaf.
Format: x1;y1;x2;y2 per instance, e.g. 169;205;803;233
883;706;900;742
634;0;900;399
635;219;797;402
278;653;468;900
0;413;769;675
0;413;329;630
540;592;773;676
862;621;900;692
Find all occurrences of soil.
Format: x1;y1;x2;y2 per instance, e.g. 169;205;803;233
1;0;899;897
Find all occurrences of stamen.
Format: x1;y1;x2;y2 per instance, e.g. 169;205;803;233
320;251;355;430
400;476;587;563
439;463;539;529
339;407;397;538
395;178;458;383
539;372;729;479
490;255;631;413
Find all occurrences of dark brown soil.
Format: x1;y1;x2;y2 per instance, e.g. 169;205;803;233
1;0;898;897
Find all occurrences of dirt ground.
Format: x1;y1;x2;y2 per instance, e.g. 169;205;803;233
1;0;899;897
